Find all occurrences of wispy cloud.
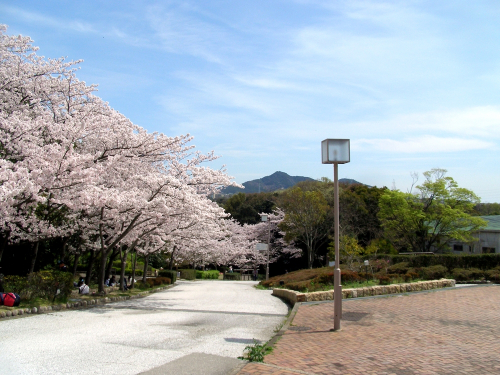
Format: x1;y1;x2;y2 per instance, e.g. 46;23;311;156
1;5;97;34
353;135;494;153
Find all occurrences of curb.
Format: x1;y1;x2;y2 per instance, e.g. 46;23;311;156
0;283;177;320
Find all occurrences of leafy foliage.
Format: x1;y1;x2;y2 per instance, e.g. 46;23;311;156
278;187;329;268
3;270;73;301
379;169;487;252
196;270;220;279
239;340;273;362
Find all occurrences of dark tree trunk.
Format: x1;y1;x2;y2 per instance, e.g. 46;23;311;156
142;254;149;283
60;237;69;263
0;232;9;264
72;252;80;278
119;245;127;292
98;247;109;293
131;250;137;289
169;246;177;270
105;247;120;280
85;250;95;285
29;241;39;275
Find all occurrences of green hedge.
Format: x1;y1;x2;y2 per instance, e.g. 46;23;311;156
375;254;500;271
224;272;241;280
196;270;220;279
158;270;177;283
3;271;74;302
179;269;196;280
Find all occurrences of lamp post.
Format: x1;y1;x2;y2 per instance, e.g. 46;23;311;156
260;214;271;281
321;138;350;331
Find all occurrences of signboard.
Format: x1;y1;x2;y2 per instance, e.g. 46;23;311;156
256;243;268;251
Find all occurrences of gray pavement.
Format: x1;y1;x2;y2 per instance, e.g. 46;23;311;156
0;280;289;375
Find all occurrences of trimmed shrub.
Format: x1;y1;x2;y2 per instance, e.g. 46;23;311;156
451;268;471;281
404;272;419;282
286;280;312;292
158;270;177;283
134;281;151;289
357;272;371;281
341;270;362;283
375;253;500;271
486;268;500;283
452;268;484;281
179;269;196;280
420;265;448;280
3;271;73;302
387;262;410;275
196;270;220;279
315;272;334;285
376;275;391;285
224;272;241;280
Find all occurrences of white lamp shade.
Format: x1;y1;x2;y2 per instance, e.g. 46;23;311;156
256;243;268;251
321;139;350;164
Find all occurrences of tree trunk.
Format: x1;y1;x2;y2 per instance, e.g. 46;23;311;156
85;250;95;285
131;250;137;289
98;247;109;293
105;247;120;280
142;254;149;283
0;232;9;264
119;245;127;292
60;237;69;263
72;252;80;278
29;241;39;275
169;246;177;270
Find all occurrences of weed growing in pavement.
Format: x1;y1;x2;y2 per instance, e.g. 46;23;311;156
238;340;273;362
274;322;284;333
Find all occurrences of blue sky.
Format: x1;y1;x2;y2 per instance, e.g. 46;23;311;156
2;0;500;202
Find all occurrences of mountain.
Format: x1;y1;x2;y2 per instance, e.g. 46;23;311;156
221;171;314;194
221;171;365;195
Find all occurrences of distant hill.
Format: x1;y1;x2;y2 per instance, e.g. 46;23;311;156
222;171;314;194
221;171;364;195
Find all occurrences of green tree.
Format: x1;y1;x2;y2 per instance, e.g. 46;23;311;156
278;187;329;268
222;192;275;224
378;169;487;253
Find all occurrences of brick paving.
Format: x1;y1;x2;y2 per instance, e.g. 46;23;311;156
237;285;500;375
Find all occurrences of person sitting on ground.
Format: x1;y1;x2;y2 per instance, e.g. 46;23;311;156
78;279;90;295
74;277;84;287
109;275;116;286
104;277;110;287
128;275;137;286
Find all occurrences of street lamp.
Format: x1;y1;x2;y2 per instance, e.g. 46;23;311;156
260;214;271;281
321;138;350;331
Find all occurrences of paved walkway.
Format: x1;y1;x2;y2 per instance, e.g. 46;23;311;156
0;280;287;375
238;285;500;375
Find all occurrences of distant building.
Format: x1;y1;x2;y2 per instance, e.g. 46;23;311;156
447;215;500;254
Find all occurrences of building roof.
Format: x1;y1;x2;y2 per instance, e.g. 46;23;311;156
479;215;500;231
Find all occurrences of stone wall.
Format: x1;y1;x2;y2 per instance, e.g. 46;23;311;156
272;279;456;305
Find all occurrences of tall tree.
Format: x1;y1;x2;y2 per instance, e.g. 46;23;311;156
278;187;329;268
378;169;487;252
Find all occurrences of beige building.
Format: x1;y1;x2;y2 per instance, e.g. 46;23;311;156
448;215;500;254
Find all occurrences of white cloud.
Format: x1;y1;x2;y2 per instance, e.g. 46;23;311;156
351;106;500;139
1;6;97;34
353;135;494;153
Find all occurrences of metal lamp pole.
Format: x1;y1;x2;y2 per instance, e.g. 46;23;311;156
333;162;342;331
321;139;350;332
260;214;270;281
